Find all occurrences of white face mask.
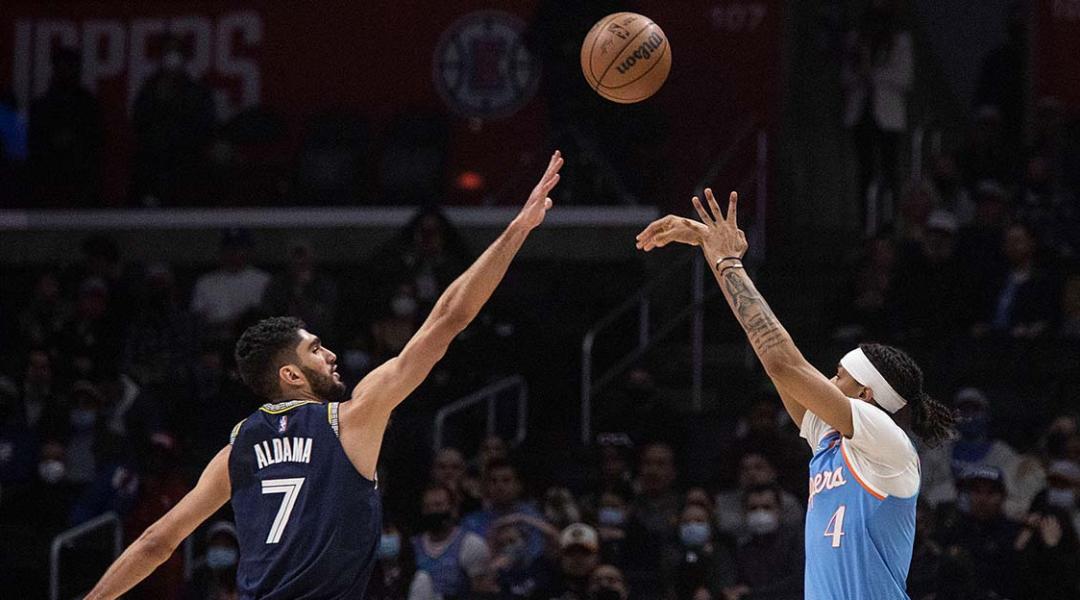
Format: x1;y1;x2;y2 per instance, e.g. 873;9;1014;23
1047;487;1076;509
39;459;66;484
746;509;780;535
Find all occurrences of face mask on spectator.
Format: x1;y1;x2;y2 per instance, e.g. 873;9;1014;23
391;294;417;318
420;511;452;533
69;408;97;430
378;533;401;559
1047;488;1076;509
598;507;626;527
679;522;710;547
206;546;238;570
746;509;780;535
39;459;66;484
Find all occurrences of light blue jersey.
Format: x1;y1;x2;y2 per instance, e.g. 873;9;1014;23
801;402;920;600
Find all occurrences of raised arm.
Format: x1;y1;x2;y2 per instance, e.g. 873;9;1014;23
85;445;232;600
337;151;564;478
636;190;855;436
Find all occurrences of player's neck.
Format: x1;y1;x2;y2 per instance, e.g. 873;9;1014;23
271;388;325;404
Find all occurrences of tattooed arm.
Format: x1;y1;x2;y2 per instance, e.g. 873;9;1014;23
636;189;855;436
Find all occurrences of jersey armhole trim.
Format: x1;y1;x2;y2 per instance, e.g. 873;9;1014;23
840;440;888;500
328;402;340;438
229;418;247;445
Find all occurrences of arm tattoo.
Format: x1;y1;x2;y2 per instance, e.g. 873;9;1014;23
722;270;787;355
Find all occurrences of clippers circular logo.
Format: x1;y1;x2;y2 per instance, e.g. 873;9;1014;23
433;10;540;119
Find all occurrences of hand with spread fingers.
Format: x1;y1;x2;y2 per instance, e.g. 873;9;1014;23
635;188;748;263
514;150;564;231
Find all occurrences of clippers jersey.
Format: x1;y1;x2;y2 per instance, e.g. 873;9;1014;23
801;401;920;600
228;400;381;600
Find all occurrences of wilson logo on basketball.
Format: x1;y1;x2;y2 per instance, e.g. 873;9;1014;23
614;32;665;75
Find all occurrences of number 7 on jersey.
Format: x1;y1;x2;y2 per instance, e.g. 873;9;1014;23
262;478;305;544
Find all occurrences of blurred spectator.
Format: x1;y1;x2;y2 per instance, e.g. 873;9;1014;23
543;487;583;531
125;432;190;599
62;380;106;486
907;500;943;600
833;235;900;341
191;228;271;341
183;520;239;600
924;545;1002;600
132;35;216;207
937;466;1020;598
413;483;491;599
0;88;27;162
955;180;1010;297
714;453;803;540
921;388;1045;517
375;208;471;309
895;210;968;339
729;399;806;491
487;515;559;599
68;431;138;526
959;106;1018;188
20;348;63;435
973;222;1059;339
593;484;651;573
463;459;547;560
366;517;428;600
0;377;37;488
371;282;421;363
15;271;68;350
1016;155;1077;258
725;484;803;600
841;0;913;233
928;152;975;226
587;564;629;600
123;262;198;390
631;442;680;541
669;501;735;600
550;523;600;600
1013;505;1080;600
28;46;103;205
261;240;339;341
431;447;481;514
56;277;122;379
1029;460;1080;539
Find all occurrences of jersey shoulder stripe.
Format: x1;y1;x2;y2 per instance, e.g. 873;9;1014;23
328;402;341;438
840;441;887;500
229;419;247;445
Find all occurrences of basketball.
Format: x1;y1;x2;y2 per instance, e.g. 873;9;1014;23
580;12;672;104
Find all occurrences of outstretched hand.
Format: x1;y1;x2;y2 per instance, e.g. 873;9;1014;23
515;150;564;231
635;189;747;261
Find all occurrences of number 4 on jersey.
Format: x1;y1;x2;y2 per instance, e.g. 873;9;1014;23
262;478;305;544
824;505;846;548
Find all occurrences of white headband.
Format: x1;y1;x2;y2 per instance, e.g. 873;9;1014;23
840;348;907;413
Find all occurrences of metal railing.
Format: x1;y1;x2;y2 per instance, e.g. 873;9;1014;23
50;511;123;600
580;125;768;445
433;375;528;450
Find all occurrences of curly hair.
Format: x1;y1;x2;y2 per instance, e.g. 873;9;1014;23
234;316;305;399
860;343;957;447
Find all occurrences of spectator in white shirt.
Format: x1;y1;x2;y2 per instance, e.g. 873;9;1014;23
191;228;270;340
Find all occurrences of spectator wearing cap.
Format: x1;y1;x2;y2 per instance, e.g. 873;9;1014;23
550;523;600;600
260;240;339;343
894;209;970;339
183;520;239;600
191;228;270;341
725;484;803;600
937;466;1021;599
920;387;1045;518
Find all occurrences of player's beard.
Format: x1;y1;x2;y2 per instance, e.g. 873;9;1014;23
301;365;347;402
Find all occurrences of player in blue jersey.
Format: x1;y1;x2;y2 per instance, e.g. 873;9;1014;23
84;151;565;600
636;189;956;599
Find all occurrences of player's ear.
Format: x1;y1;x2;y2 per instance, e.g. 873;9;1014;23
280;364;305;388
860;386;874;402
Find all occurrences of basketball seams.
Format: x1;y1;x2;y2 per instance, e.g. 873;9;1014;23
598;37;669;91
585;13;625;87
595;21;655;89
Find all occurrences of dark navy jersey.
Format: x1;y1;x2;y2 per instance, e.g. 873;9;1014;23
228;400;381;600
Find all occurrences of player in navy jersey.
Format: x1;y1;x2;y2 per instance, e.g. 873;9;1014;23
636;189;957;599
85;151;564;600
